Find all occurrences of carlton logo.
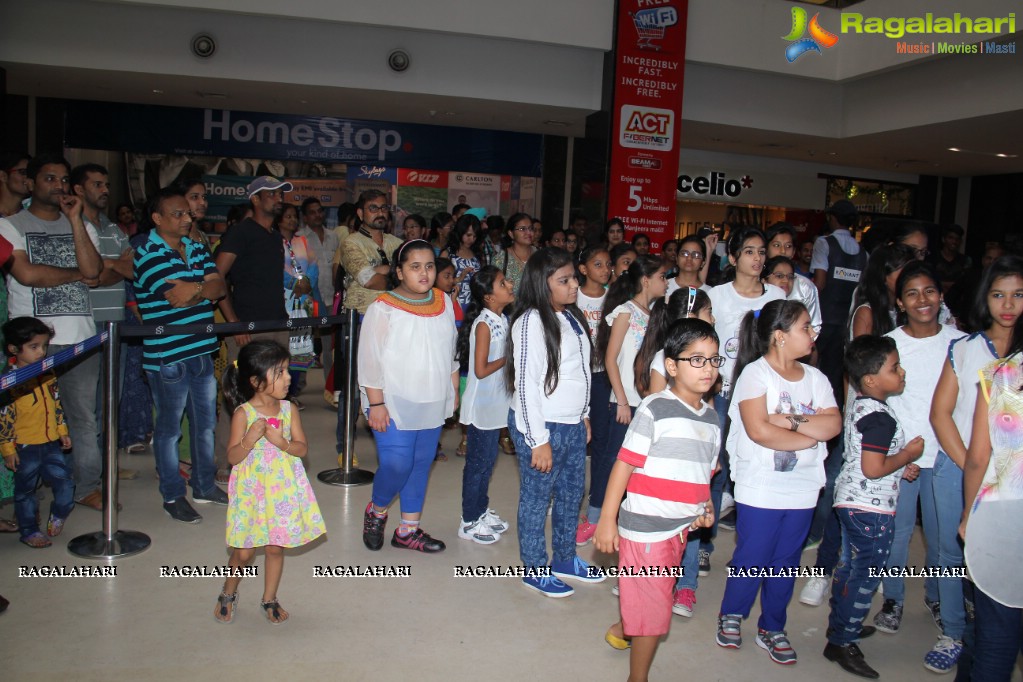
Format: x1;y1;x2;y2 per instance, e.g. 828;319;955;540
677;171;753;198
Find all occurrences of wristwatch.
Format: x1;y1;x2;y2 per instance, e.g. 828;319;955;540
787;415;808;431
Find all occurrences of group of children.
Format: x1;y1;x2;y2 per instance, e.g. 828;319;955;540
4;220;1018;681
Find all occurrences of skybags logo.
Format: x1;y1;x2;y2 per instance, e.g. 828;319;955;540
782;7;839;63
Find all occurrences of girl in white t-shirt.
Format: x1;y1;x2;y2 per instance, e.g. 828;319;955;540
717;299;841;664
577;245;612;469
925;255;1023;672
457;265;516;545
576;255;667;545
639;286;714;396
874;261;965;638
666;234;713;298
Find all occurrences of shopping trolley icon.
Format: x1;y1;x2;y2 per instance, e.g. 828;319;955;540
630;6;679;51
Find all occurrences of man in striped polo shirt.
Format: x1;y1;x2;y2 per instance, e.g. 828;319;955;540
134;187;227;523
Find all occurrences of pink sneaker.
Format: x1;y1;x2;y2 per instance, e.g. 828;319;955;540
672;588;696;617
575;519;597;546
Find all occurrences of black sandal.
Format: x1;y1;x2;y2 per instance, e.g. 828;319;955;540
261;598;287;625
214;592;237;624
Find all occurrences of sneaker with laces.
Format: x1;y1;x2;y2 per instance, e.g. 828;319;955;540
458;516;500;545
923;635;962;674
391;528;446;553
757;629;797;665
481;508;508;534
924;598;943;632
698;549;711;576
575;519;597;546
362;504;387;551
873;598;903;634
672;588;696;617
552;556;606;583
799;575;831;607
522;574;574;598
716;613;743;648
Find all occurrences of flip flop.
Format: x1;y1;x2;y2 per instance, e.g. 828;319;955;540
214;592;237;624
20;531;52;548
0;518;17;533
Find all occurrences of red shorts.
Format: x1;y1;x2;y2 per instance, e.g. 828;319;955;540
618;533;685;637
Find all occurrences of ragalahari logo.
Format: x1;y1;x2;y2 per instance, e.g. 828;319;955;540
783;7;839;62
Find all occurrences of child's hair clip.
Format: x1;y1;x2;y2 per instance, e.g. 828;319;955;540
753;309;761;319
232;360;238;368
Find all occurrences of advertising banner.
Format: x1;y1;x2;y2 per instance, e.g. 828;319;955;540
396;169;450;226
201;174;251;223
66;101;544;177
606;0;689;252
448;172;501;216
347;165;396;205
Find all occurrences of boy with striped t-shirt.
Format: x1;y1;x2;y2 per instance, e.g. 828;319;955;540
595;319;721;681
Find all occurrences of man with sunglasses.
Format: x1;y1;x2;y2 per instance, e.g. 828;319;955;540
213;176;293;481
338;189;402;316
0;152;31;219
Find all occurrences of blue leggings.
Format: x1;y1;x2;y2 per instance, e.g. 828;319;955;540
370;419;442;515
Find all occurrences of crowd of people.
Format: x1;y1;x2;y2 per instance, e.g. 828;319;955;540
0;152;1019;681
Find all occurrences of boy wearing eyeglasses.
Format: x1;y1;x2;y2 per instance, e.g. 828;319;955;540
595;319;722;682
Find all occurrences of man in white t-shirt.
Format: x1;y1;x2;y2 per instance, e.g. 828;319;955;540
0;154;105;510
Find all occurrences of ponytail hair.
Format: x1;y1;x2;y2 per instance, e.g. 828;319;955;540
456;265;502;374
731;299;807;387
634;287;711;394
221;340;291;415
595;254;663;365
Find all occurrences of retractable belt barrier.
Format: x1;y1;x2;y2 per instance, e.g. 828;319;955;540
0;313;364;560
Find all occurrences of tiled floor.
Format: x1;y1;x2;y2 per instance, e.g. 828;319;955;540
1;372;1016;681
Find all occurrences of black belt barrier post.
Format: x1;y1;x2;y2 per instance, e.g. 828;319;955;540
69;321;152;559
318;308;373;487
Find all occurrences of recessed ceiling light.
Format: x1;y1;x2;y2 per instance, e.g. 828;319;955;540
947;147;960;152
544;120;571;127
996;153;1018;158
152;89;164;94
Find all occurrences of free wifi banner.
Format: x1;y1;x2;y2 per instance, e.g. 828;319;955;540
607;0;688;253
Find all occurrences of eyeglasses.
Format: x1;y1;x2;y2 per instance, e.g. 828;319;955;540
912;248;929;259
673;355;725;368
166;210;190;219
513;225;535;232
364;204;389;214
768;272;796;281
678;250;703;260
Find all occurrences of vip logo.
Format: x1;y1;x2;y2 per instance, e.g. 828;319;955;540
407;171;440;184
783;7;839;62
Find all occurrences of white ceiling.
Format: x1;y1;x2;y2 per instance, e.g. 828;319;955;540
2;0;1022;179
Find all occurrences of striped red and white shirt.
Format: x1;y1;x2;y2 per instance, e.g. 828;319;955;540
617;390;720;543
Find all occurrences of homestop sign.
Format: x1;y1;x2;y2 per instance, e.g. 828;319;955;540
607;0;688;252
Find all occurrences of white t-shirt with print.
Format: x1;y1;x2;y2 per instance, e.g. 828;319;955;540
708;282;785;397
727;357;837;510
605;300;649;407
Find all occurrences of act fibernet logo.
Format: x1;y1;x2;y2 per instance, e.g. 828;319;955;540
783;7;1017;61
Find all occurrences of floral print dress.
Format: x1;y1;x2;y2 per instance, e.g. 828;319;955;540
226;401;326;548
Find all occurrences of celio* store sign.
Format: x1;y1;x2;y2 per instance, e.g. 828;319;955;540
676;168;826;210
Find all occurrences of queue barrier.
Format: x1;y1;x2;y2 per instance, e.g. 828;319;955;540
0;312;371;560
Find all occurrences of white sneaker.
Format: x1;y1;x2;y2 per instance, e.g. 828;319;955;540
481;509;508;534
799;575;831;606
720;491;735;518
458;517;500;545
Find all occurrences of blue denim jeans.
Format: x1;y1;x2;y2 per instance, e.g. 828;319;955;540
146;354;218;503
49;345;102;497
971;586;1023;682
370;420;442;515
880;466;938;604
932;450;967;640
677;532;700;591
13;441;75;539
510;412;586;571
810;436;845;575
462;425;500;522
827;508;896;645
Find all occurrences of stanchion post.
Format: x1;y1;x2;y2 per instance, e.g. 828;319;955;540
318;308;373;486
68;321;152;559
